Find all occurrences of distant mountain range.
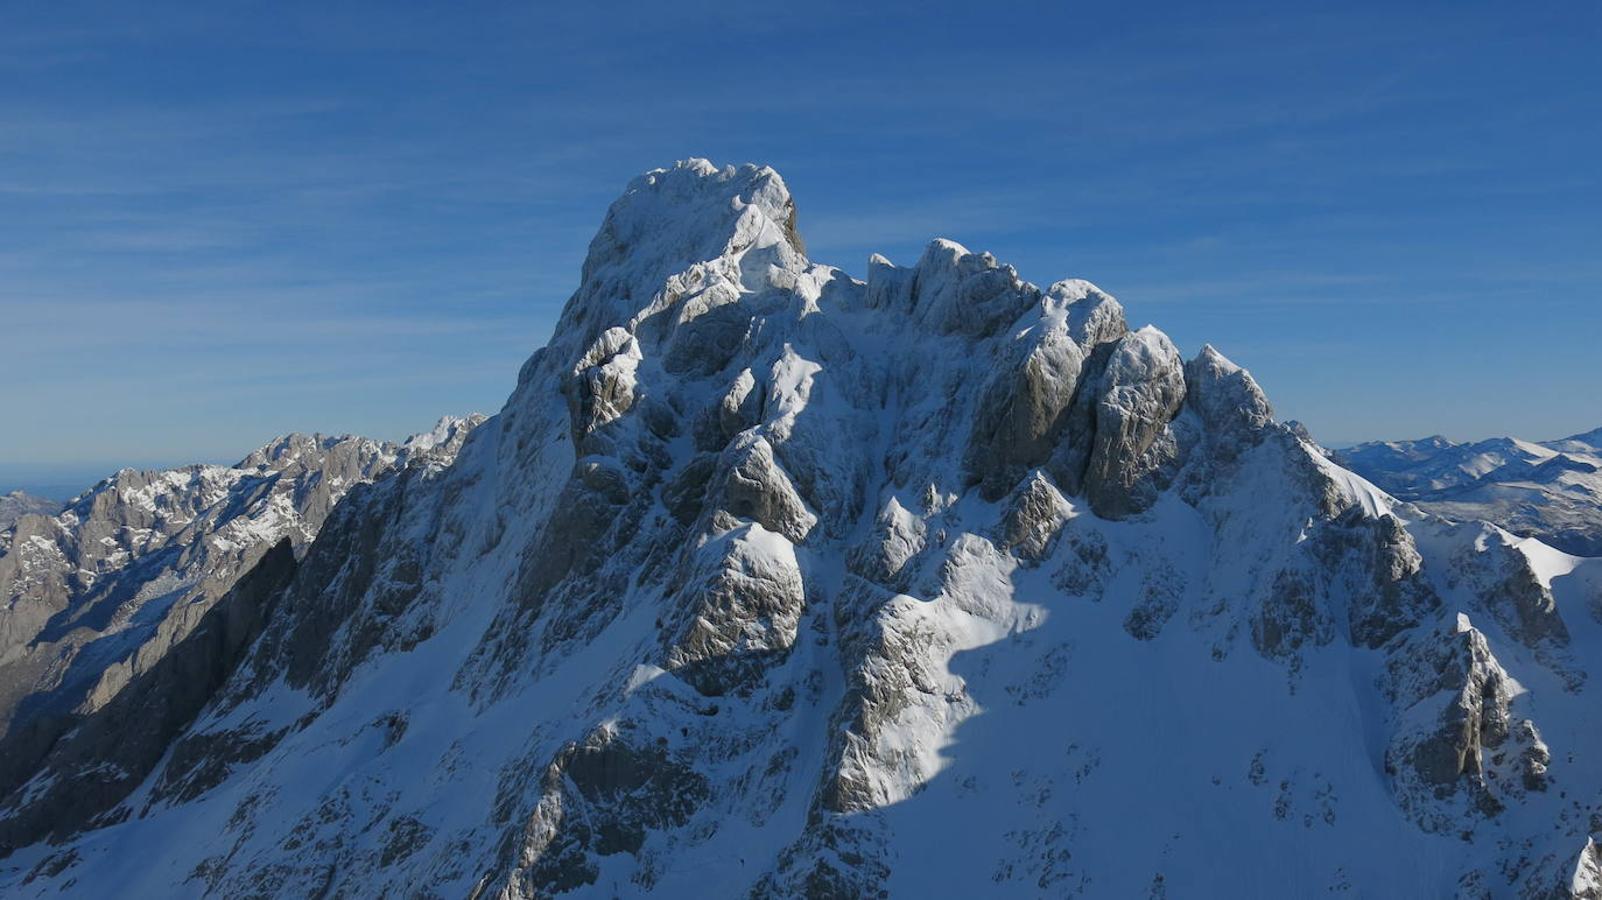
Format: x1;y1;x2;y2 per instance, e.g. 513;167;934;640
0;415;482;763
1336;427;1602;556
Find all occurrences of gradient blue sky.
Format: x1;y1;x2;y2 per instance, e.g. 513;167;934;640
2;1;1599;496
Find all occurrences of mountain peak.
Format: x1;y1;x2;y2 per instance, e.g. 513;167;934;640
4;162;1599;899
537;160;816;382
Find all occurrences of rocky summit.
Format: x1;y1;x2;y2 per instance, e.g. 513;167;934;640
1;161;1599;898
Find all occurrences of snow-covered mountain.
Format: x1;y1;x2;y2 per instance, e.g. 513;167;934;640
1338;430;1602;556
2;161;1600;898
0;494;60;535
0;416;482;754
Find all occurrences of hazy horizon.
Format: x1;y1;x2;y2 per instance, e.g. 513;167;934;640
3;1;1599;474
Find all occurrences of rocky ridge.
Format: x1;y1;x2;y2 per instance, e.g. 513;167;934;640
0;162;1598;898
0;415;483;797
0;494;60;535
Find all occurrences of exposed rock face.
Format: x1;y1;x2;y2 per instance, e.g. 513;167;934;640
0;494;59;535
848;497;928;592
1573;839;1602;900
1183;344;1274;460
1314;509;1439;649
863;240;1040;340
997;472;1072;563
0;416;484;749
1443;522;1571;649
566;327;641;452
664;524;807;697
712;435;817;545
0;416;483;861
965;320;1087;500
0;540;297;853
1078;328;1187;518
1384;616;1515;830
1044;326;1188;519
498;725;711;897
2;160;1600;899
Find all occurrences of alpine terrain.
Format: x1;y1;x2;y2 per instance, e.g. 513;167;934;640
0;493;60;535
1338;430;1602;558
1;161;1599;898
0;416;483;775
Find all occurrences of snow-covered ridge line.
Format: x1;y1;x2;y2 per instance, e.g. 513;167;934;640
1;160;1599;898
0;413;485;787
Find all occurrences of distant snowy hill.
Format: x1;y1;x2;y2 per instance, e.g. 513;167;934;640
1337;429;1602;556
1;161;1599;898
1547;427;1602;457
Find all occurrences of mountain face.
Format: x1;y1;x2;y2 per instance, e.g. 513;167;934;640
1338;430;1602;557
0;494;61;535
0;417;482;767
1;161;1600;899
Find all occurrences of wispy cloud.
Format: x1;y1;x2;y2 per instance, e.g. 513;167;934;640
1;0;1598;465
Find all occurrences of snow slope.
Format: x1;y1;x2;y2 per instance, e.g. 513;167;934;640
0;161;1598;898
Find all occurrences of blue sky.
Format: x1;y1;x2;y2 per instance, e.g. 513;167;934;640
2;1;1599;495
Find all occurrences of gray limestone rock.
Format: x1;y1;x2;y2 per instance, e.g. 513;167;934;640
663;525;807;697
0;494;60;535
495;726;710;898
1444;524;1570;649
1384;617;1515;831
710;434;816;545
1314;509;1441;649
717;368;765;442
864;239;1042;340
965;325;1086;501
1252;568;1334;662
3;158;1595;899
1072;328;1188;519
1570;838;1602;900
847;497;929;592
1042;329;1187;521
0;540;295;853
997;471;1072;564
564;326;640;452
1183;344;1274;463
